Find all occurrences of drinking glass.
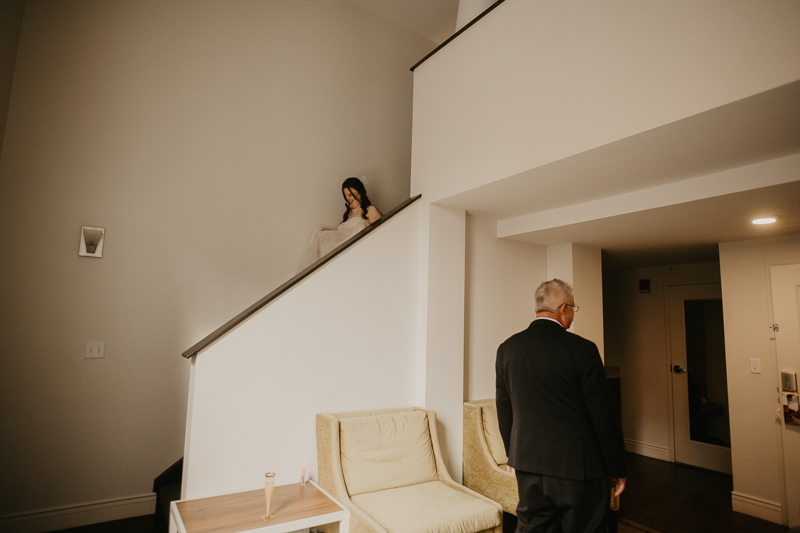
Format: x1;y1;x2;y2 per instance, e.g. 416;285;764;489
263;472;276;519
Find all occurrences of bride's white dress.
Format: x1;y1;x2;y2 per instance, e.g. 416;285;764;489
299;216;368;270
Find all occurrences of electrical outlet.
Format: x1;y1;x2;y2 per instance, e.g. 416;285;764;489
85;341;105;359
750;358;761;374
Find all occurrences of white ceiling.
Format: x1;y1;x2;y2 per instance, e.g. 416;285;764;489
438;81;800;269
346;0;460;44
439;82;800;220
508;180;800;269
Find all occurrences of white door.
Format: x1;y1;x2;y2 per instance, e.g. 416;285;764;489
668;283;732;474
770;263;800;528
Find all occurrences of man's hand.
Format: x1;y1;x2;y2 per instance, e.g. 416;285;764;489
612;477;626;497
506;465;515;476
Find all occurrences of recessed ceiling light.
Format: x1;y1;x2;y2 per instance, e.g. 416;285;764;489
752;216;778;225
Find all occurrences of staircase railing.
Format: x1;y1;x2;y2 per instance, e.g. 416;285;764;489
410;0;505;72
181;194;422;359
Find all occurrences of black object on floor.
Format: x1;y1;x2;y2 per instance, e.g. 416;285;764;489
152;457;183;527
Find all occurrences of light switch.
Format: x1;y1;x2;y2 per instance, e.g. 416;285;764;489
750;358;761;374
85;342;105;359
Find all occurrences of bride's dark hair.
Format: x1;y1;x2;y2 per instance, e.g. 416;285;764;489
341;177;374;223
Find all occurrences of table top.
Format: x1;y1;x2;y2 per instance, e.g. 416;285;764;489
174;482;344;533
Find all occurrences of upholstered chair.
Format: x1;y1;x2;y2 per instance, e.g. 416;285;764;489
463;399;519;515
317;406;503;533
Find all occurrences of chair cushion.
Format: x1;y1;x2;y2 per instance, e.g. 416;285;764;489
481;405;508;466
340;411;438;496
351;481;501;533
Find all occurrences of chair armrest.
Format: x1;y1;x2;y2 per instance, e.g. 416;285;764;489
322;498;389;533
416;406;503;531
316;414;388;533
438;477;503;513
436;479;503;533
317;413;349;504
463;402;519;515
413;407;454;485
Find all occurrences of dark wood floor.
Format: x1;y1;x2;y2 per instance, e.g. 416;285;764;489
52;513;164;533
502;453;787;533
55;453;789;533
619;453;787;533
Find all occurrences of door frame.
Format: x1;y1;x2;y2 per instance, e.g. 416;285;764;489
764;257;800;527
666;281;732;473
663;278;725;465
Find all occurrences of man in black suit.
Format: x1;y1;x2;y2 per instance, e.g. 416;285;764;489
496;279;626;533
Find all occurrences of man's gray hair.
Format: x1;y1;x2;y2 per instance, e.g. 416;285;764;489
535;279;574;313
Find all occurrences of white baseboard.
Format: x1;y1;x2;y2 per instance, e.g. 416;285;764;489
624;439;671;462
731;491;782;524
0;493;156;533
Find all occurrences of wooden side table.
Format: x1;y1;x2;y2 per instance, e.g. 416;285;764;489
170;481;350;533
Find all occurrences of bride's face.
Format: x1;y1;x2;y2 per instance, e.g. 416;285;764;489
343;188;361;209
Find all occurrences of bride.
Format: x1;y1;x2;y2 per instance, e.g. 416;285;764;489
299;177;381;270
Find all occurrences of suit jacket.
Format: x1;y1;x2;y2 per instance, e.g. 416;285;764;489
496;319;626;481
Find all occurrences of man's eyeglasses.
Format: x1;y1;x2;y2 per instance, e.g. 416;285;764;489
562;303;579;313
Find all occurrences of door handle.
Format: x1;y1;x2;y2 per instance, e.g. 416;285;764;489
673;365;687;374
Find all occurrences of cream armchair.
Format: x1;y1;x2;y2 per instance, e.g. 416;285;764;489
463;400;518;515
317;406;502;533
464;400;622;531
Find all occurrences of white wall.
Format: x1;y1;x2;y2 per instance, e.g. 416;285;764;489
603;261;721;461
464;214;546;401
546;244;574;284
572;245;604;355
455;0;495;31
419;203;466;480
719;234;800;525
411;0;800;203
184;205;420;499
0;0;432;529
546;244;604;355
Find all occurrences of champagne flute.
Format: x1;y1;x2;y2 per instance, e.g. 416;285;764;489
263;472;276;520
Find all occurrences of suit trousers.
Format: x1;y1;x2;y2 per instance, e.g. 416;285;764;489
515;470;608;533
